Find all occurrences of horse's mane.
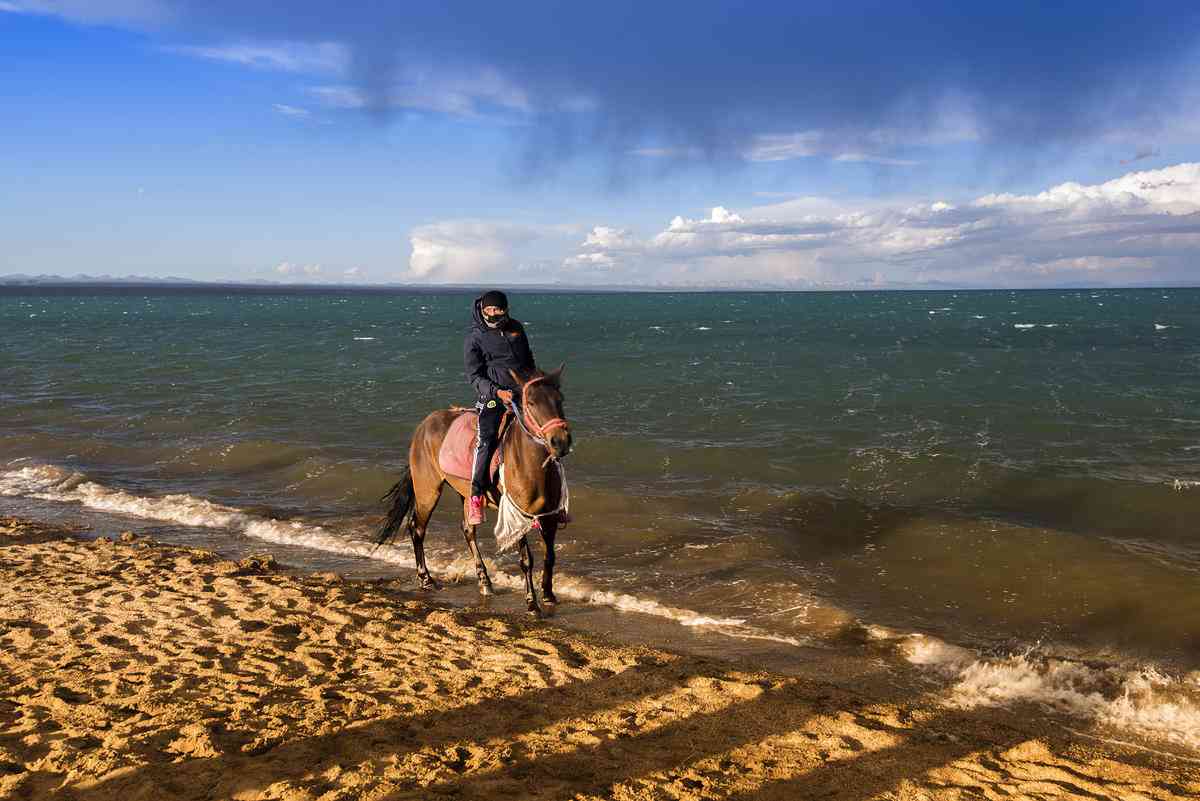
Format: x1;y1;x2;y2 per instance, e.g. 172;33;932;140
447;367;557;414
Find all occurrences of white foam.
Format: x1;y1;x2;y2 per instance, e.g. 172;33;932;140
973;315;986;319
696;326;712;331
1155;323;1171;331
898;633;976;668
898;633;1200;751
1013;323;1036;329
353;336;376;341
0;463;784;644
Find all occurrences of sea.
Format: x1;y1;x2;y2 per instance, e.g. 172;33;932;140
3;286;1199;750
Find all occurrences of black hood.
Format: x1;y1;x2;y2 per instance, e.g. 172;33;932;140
472;296;511;330
464;296;535;399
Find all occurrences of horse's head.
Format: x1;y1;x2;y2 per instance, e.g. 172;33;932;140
511;366;572;458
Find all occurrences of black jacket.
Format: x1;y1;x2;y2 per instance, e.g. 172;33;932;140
464;297;536;400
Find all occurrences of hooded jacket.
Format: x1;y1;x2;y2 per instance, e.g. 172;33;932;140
464;296;536;400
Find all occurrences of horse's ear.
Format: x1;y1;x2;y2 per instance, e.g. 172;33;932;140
546;363;565;386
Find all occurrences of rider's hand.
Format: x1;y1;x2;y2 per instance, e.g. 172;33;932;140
496;389;514;403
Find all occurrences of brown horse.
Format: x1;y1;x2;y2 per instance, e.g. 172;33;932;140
375;366;572;615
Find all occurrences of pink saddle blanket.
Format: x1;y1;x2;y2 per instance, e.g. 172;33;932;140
438;411;502;482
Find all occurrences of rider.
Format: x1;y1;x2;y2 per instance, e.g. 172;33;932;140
464;290;536;524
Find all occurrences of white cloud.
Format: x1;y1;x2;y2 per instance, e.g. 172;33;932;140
632;130;924;167
274;261;323;278
563;163;1200;287
833;152;919;167
310;66;531;119
0;0;171;26
742;132;822;162
582;226;637;249
170;41;350;75
271;103;311;118
745;132;922;166
974;163;1200;214
408;221;543;282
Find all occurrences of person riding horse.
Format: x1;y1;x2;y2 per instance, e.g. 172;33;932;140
464;290;535;524
376;289;570;612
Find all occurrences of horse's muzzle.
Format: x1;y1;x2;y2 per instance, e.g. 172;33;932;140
550;429;573;458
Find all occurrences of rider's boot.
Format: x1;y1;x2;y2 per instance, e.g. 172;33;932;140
468;495;485;525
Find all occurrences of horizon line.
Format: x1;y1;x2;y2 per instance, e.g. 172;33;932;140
3;275;1200;293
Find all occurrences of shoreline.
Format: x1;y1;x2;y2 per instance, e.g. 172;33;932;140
2;515;1198;800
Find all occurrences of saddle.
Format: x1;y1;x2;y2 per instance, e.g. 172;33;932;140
438;409;509;485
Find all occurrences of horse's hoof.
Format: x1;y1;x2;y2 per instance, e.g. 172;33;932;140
478;579;494;597
542;591;558;605
418;575;441;591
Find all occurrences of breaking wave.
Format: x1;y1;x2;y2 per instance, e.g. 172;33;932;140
0;463;788;642
897;633;1200;751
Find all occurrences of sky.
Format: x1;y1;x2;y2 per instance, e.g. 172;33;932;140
3;1;1200;288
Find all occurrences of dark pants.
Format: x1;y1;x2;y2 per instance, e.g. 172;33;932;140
471;399;506;497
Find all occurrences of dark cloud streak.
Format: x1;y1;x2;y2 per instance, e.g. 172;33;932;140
79;1;1200;170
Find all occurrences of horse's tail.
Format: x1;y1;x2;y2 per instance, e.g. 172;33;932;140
375;467;415;547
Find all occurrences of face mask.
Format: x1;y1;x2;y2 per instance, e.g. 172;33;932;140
483;311;508;327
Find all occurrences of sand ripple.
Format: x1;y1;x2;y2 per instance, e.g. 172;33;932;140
1;517;1197;800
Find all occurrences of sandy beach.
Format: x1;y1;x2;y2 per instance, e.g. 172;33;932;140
1;515;1197;801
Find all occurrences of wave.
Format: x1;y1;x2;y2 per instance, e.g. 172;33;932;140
896;632;1200;751
6;461;1199;751
0;463;790;642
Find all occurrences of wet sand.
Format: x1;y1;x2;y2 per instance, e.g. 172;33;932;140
1;516;1197;801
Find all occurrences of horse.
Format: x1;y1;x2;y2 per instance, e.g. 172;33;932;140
375;366;572;616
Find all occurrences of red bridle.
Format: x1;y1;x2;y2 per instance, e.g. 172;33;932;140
518;375;569;440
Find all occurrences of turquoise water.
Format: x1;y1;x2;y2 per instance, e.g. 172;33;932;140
3;287;1200;672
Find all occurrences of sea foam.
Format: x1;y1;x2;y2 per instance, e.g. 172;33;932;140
898;633;1200;750
0;463;791;644
7;462;1198;749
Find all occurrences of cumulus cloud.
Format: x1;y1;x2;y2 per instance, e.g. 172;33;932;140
564;163;1200;287
407;221;544;282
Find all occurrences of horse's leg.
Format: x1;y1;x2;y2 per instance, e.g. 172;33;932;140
519;534;542;616
538;517;558;605
410;474;443;591
461;496;493;596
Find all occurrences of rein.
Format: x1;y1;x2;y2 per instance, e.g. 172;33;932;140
508;374;569;467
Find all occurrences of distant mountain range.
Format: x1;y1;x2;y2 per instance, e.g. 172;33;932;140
1;273;206;286
2;273;1197;292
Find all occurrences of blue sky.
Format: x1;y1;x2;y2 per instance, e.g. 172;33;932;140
3;1;1200;287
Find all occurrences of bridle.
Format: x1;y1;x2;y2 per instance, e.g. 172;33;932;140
511;374;569;455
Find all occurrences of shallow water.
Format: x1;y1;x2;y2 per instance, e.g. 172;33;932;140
3;286;1200;748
